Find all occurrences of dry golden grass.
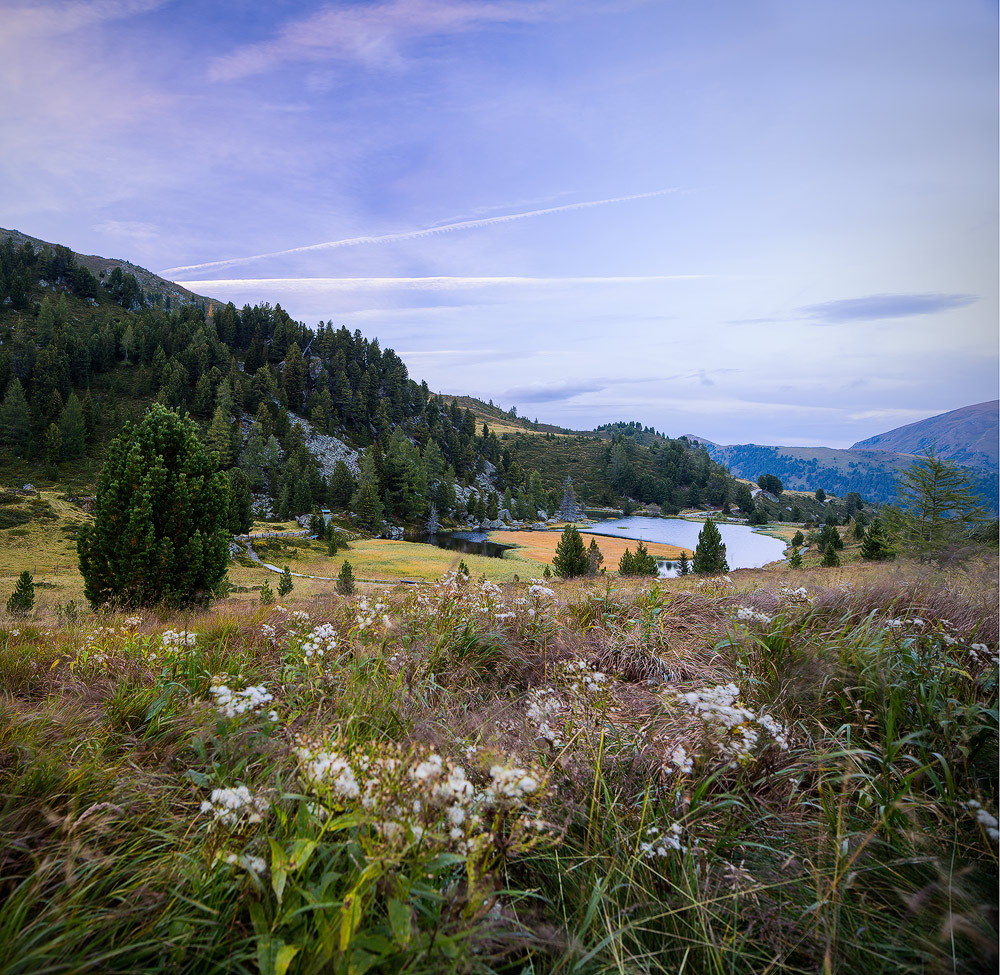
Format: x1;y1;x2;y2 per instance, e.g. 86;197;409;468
489;529;691;569
0;489;91;610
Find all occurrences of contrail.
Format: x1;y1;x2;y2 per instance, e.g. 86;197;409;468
160;189;677;276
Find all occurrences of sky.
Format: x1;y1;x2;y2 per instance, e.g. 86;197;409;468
2;0;997;447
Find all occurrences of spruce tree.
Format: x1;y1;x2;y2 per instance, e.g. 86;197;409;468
788;548;803;569
618;547;635;575
259;578;274;604
58;393;86;460
336;560;355;595
0;379;32;457
587;537;604;575
77;404;230;608
860;517;895;562
821;543;840;567
553;525;590;578
226;468;254;534
633;540;659;576
6;570;34;616
678;551;690;576
278;566;294;596
692;518;729;574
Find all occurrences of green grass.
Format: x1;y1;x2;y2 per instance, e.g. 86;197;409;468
0;558;997;973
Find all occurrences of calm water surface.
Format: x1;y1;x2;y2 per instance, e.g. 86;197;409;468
419;519;784;576
579;516;785;574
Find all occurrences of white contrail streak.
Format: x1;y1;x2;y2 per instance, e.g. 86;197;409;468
174;275;707;291
161;189;677;276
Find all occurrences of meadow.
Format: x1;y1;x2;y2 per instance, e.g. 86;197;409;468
1;554;997;974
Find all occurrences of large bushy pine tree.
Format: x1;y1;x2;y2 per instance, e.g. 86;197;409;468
692;518;729;574
552;525;590;578
77;404;231;608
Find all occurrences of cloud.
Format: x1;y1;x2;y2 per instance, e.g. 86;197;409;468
207;0;560;82
3;0;166;40
160;189;679;276
801;293;978;323
502;380;606;403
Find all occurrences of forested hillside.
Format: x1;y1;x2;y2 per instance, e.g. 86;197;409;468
0;233;736;528
693;439;998;513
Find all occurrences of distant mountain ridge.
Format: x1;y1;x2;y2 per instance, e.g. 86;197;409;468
851;401;998;472
0;227;219;311
686;401;999;513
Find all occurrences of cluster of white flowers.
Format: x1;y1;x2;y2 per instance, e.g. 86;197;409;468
200;786;269;826
355;596;391;633
260;623;278;643
300;622;338;661
777;586;811;603
210;683;277;721
678;683;790;761
665;744;694;774
486;765;539;803
885;616;926;629
224;851;268;876
559;658;608;694
121;615;143;629
296;741;546;854
290;610;311;625
526;688;565;746
528;584;555;599
639;823;686;857
161;629;198;648
967;642;999;665
963;800;1000;842
735;606;772;626
696;575;735;596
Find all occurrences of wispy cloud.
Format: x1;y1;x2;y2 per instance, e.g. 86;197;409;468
173;274;706;292
801;293;978;323
207;0;560;82
161;189;679;276
3;0;166;40
502;380;606;403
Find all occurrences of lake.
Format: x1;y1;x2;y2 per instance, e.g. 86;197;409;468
579;516;786;575
420;518;785;576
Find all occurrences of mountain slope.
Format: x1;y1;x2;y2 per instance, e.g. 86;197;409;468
686;437;998;513
851;401;998;471
0;227;218;311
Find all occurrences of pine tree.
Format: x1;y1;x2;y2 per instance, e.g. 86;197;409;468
207;404;233;467
226;468;254;534
77;404;230;608
821;543;840;567
337;560;355;595
278;566;294;596
587;537;604;575
692;518;729;574
0;378;31;457
618;547;634;575
788;548;803;569
58;392;87;461
552;525;590;578
6;570;34;616
678;551;690;576
44;422;62;469
259;578;274;604
633;540;659;576
860;517;895;562
326;523;340;556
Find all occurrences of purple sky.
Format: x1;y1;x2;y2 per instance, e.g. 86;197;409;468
3;0;997;446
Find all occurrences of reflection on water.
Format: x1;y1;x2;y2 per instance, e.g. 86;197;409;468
416;531;513;559
579;516;786;572
416;517;785;575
